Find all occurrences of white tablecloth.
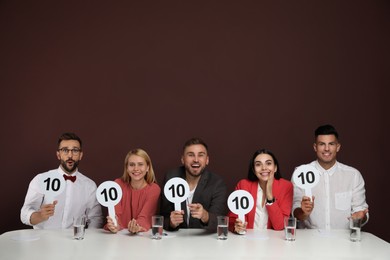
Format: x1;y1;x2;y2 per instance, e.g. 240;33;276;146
1;228;389;259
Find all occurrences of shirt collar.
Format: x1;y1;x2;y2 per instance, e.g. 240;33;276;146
58;166;78;177
314;160;338;176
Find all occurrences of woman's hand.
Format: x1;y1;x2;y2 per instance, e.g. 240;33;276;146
234;218;247;234
266;170;275;201
128;218;146;234
106;216;119;233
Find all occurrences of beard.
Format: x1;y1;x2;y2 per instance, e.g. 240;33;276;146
184;165;206;178
61;159;79;174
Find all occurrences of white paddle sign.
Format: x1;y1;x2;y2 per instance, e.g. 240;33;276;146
292;164;320;200
96;181;122;227
39;170;66;204
227;190;254;224
163;177;190;211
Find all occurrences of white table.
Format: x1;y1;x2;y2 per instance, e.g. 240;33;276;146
1;228;389;260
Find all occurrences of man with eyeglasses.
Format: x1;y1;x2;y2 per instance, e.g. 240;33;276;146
20;133;103;229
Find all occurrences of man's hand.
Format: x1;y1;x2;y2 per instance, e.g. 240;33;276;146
40;200;58;220
301;196;315;217
189;203;209;224
170;210;184;228
351;209;369;221
30;200;58;225
293;196;315;221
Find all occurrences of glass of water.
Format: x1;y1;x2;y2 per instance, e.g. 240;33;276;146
284;216;296;241
73;215;86;240
217;216;228;240
350;218;362;242
151;215;164;240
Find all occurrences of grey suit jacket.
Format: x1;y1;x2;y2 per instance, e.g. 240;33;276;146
160;166;228;232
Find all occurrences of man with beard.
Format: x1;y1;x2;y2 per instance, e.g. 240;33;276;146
21;133;103;229
160;138;227;232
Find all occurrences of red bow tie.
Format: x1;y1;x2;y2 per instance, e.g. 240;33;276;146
63;174;76;182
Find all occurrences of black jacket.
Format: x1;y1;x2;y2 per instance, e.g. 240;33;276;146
160;166;228;232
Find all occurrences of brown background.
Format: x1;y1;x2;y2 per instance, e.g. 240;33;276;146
1;1;389;242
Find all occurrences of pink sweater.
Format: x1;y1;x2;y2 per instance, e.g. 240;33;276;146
107;178;160;231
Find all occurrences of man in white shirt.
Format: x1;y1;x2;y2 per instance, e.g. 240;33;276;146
292;125;369;229
20;133;103;229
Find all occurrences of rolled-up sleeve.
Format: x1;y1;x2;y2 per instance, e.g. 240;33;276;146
20;175;44;226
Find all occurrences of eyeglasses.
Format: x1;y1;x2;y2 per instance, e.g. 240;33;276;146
58;148;82;155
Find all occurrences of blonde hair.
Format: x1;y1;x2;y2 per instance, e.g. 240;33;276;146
121;148;156;184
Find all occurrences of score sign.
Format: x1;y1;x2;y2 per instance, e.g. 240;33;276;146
163;177;190;211
227;190;254;224
292;164;320;200
39;170;66;204
96;181;122;227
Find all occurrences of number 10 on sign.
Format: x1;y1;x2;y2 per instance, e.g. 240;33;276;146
39;171;66;204
227;190;254;223
292;165;320;200
163;177;190;211
96;181;123;226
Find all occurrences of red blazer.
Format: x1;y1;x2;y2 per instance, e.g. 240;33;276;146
228;178;293;231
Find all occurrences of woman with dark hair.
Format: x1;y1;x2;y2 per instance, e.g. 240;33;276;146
228;149;293;232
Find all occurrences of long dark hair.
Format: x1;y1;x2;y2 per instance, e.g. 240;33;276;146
247;149;282;181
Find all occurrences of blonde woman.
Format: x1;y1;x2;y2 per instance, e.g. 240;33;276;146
105;149;160;234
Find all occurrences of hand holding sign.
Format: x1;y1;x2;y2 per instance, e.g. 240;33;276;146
39;171;66;204
227;190;254;224
292;164;320;200
96;181;122;227
163;177;190;211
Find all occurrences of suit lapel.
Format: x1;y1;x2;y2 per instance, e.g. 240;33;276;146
192;170;209;203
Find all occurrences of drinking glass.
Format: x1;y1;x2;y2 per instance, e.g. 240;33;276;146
73;215;86;240
284;216;296;241
151;215;164;240
217;216;228;240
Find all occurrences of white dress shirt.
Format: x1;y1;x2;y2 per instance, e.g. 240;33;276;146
20;167;103;229
186;188;196;225
292;161;368;229
254;184;268;230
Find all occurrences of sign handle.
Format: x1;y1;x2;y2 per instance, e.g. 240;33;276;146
44;195;54;204
305;188;313;201
238;213;245;223
108;205;117;227
174;202;181;211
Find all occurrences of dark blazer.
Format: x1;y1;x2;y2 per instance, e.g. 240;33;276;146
160;166;228;232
